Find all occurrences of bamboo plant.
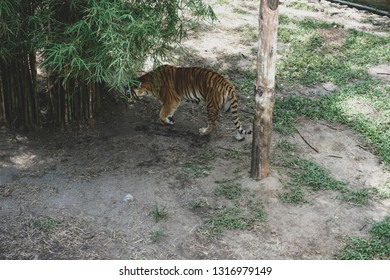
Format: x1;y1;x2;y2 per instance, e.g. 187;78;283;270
0;0;215;129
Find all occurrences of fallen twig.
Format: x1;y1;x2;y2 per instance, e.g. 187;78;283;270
357;144;368;151
328;154;343;159
296;129;319;153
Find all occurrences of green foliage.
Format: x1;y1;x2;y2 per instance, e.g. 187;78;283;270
39;0;216;88
339;216;390;259
0;0;216;128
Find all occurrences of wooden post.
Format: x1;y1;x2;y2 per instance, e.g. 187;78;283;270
250;0;279;180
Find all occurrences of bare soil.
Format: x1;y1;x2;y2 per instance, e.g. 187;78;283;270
1;0;389;259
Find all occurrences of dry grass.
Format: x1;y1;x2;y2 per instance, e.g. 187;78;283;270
0;214;127;259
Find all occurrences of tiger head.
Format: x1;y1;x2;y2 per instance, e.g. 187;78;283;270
130;74;155;101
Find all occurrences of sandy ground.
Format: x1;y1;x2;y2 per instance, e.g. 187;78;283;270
1;0;389;259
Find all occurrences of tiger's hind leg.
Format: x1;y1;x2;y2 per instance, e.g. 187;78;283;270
199;106;218;135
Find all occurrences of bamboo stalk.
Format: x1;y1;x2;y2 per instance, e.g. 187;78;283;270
0;72;6;124
88;82;93;126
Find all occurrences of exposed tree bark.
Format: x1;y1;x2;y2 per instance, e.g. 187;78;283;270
250;0;279;180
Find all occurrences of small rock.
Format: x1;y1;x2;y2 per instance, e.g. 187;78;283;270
123;193;134;202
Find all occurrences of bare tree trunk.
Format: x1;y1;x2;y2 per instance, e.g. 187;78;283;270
250;0;279;180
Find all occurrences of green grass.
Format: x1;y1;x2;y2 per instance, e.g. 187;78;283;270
274;84;390;166
233;16;390;201
341;188;375;206
377;178;390;199
152;203;168;223
339;216;390;259
205;181;266;236
285;1;319;12
288;158;347;192
271;16;390;167
279;186;307;204
232;24;258;45
222;147;243;160
232;8;249;15
32;217;58;233
150;229;166;243
183;149;219;178
196;149;219;161
184;162;213;177
274;140;376;205
188;199;206;209
208;200;266;235
215;181;245;200
215;0;231;5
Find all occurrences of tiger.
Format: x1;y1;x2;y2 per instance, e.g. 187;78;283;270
129;65;250;141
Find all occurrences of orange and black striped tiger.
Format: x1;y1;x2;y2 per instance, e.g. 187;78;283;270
130;65;250;141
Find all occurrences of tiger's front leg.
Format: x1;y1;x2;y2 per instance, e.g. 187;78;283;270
159;101;179;125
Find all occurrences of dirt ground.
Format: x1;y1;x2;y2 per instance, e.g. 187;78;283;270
1;0;389;259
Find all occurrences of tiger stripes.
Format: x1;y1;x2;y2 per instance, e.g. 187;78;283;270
131;65;250;141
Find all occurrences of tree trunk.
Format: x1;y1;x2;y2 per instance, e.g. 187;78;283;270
250;0;279;180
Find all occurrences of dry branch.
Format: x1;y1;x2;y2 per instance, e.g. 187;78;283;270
296;129;319;153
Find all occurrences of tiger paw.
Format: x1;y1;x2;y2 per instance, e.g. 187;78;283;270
160;117;174;125
199;127;209;135
235;131;245;141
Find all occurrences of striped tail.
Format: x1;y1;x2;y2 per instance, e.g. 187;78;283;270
228;90;251;141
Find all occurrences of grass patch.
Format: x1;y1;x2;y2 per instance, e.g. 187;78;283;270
152;203;168;223
215;0;231;5
285;1;319;12
215;181;245;200
206;181;266;236
183;149;219;178
188;199;207;209
208;200;266;235
184;162;213;177
288;158;347;192
32;217;58;233
271;15;390;166
339;216;390;259
232;24;258;44
222;147;243;160
150;229;166;243
196;149;219;161
377;178;390;199
232;8;249;15
341;188;375;206
274;83;390;166
274;140;376;205
279;186;307;204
